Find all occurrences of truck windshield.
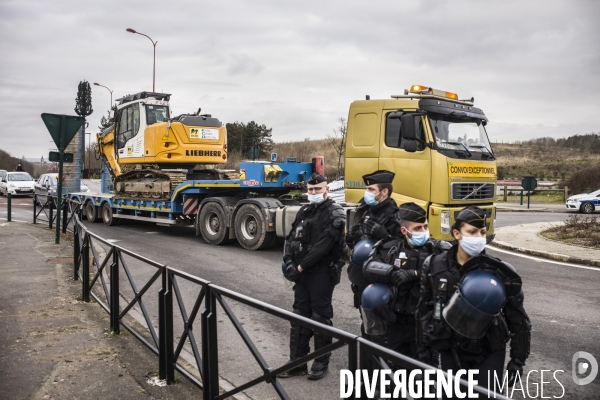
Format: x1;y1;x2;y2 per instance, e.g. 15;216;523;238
428;113;494;160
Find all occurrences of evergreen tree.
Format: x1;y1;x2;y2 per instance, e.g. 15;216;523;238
225;121;273;157
98;105;118;130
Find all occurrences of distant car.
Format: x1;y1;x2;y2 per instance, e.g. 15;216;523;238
566;189;600;214
35;173;89;205
0;172;36;196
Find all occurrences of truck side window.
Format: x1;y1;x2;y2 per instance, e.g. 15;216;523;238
117;104;141;149
385;113;425;151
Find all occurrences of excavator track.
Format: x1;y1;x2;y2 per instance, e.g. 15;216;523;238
113;165;188;200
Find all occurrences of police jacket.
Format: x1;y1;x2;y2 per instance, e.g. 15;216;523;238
346;198;401;286
365;238;450;318
416;245;531;362
283;198;346;274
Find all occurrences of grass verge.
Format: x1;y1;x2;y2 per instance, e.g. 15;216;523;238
540;215;600;249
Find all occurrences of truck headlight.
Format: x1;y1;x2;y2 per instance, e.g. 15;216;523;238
441;211;451;234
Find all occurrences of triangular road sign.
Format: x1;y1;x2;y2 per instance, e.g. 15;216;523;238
41;113;85;149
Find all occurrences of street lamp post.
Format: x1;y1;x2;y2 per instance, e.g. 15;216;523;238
85;131;91;179
126;28;157;92
93;82;113;110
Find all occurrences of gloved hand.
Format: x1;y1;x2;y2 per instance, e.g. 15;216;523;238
506;358;525;387
285;264;302;283
390;269;418;287
364;219;389;240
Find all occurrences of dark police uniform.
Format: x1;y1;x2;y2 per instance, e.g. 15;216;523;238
363;202;450;359
346;170;401;315
416;207;531;397
280;173;346;380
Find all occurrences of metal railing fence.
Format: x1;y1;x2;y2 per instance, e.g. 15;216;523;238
72;210;509;400
33;194;79;233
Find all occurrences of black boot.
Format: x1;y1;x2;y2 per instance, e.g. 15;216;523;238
308;313;332;381
278;320;311;378
278;360;308;378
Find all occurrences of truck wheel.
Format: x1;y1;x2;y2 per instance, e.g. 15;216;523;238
234;204;275;250
85;201;99;222
199;203;231;245
580;202;595;214
102;202;120;226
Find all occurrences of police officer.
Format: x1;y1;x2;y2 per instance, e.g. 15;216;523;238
346;170;401;325
363;202;450;359
416;206;531;397
16;163;23;171
279;173;346;380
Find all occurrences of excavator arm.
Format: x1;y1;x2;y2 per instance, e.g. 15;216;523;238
96;125;122;179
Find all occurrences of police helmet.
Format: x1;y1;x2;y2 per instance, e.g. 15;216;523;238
360;283;396;335
442;270;506;339
351;239;377;266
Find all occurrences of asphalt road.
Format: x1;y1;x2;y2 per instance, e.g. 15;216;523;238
2;198;598;398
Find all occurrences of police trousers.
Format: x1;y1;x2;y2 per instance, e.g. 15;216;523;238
387;317;417;359
293;272;335;319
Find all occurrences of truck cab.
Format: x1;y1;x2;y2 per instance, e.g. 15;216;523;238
344;85;496;241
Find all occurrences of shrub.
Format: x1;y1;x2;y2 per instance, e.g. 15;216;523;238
566;165;600;194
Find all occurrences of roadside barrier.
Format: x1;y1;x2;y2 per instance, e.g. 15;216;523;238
33;194;78;233
72;210;508;400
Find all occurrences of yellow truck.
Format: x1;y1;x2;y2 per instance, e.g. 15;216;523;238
344;85;497;241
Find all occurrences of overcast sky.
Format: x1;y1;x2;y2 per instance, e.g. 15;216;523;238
1;0;598;159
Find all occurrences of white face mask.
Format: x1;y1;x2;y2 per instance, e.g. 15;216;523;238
459;235;487;256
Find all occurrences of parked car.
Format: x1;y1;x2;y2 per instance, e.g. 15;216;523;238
0;170;7;181
566;189;600;214
0;172;36;196
35;174;89;205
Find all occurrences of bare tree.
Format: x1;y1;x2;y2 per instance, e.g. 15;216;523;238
326;117;347;178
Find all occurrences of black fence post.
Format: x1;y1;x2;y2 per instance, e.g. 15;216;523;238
109;248;120;334
165;271;175;383
159;268;175;383
7;193;11;222
49;201;54;229
82;235;90;302
62;201;68;234
202;285;219;400
159;269;166;380
33;196;37;224
73;221;80;281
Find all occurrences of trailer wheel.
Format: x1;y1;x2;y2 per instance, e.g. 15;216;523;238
102;202;120;226
85;201;99;222
234;204;275;250
200;202;231;245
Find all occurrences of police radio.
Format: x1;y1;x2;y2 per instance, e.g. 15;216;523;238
434;278;447;320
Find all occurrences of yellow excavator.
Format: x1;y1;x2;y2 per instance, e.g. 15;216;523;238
96;92;228;199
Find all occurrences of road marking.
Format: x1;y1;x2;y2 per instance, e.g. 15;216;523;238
488;246;600;271
145;232;159;234
105;239;120;243
0;218;29;223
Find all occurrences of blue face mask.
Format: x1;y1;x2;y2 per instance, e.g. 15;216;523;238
408;231;429;247
363;191;380;206
308;193;325;205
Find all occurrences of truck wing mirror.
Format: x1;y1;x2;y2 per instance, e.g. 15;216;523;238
401;114;419;141
403;140;418;153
